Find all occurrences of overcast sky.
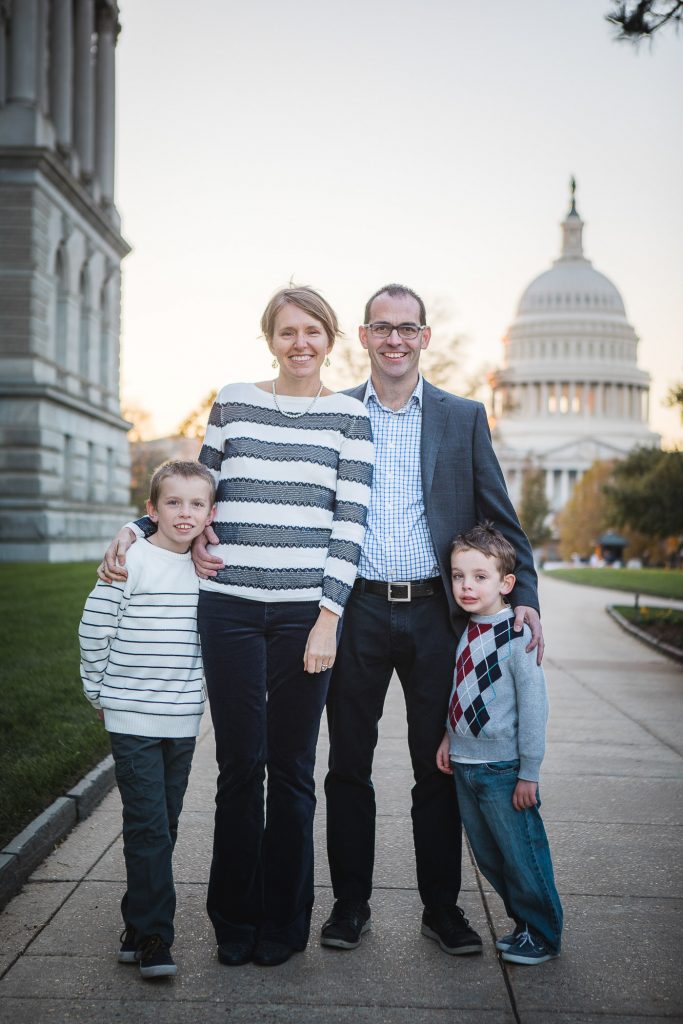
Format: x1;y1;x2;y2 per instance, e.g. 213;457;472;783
115;0;683;445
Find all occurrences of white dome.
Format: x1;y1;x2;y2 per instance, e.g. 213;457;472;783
517;259;626;317
489;180;659;519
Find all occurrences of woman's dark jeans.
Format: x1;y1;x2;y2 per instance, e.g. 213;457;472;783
198;590;332;949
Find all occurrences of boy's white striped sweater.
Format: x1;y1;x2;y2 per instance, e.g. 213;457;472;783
79;540;205;738
132;384;374;616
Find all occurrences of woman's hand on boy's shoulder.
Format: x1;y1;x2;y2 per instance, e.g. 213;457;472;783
512;606;544;666
98;527;136;582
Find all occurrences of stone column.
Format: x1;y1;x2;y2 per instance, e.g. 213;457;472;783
8;0;39;103
74;0;95;181
540;381;548;416
37;0;50;114
95;3;117;205
554;380;561;415
50;0;73;151
569;380;576;415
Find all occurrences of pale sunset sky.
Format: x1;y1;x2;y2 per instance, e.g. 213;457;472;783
115;0;683;446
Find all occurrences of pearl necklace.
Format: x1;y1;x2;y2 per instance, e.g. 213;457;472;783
271;379;324;419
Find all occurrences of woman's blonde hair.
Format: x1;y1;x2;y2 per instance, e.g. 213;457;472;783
260;285;341;347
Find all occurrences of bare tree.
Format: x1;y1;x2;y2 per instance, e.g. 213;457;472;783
176;389;218;439
606;0;683;41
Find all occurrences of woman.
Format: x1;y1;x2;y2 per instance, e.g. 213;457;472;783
101;286;373;967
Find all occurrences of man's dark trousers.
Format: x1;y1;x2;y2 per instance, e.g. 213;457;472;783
325;585;462;907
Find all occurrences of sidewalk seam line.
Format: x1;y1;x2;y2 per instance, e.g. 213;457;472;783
466;833;522;1024
0;826;123;983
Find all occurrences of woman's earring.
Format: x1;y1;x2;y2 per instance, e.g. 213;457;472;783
272;358;278;369
324;356;331;368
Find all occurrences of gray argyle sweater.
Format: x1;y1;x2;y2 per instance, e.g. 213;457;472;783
446;606;548;781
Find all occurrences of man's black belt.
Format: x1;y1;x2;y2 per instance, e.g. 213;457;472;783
353;577;441;601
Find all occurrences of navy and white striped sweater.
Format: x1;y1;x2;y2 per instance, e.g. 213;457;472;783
132;384;374;617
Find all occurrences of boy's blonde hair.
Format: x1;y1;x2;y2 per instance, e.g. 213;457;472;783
149;460;216;508
450;521;516;577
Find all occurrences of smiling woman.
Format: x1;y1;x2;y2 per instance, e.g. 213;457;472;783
98;285;374;968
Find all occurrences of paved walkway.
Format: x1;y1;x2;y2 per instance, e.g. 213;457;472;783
0;576;681;1023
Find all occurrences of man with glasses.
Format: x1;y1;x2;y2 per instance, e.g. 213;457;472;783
320;283;543;956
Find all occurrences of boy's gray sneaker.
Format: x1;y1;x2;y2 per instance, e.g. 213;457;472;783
495;926;524;952
421;905;483;955
117;925;139;963
138;934;177;978
321;900;371;949
500;927;558;965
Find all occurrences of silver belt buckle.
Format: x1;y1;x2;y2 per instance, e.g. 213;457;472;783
388;581;411;602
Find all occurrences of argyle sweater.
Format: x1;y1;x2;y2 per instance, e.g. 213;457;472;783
79;540;205;738
446;606;548;781
130;384;374;617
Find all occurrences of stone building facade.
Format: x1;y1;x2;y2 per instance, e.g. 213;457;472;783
490;182;659;514
0;0;132;560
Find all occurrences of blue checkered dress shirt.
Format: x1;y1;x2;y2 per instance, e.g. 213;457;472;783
357;376;440;582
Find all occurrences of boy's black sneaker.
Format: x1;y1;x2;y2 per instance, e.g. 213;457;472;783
117;925;139;964
421;905;483;955
138;934;177;979
320;899;371;949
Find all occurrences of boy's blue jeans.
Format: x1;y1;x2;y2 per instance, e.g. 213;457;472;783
110;732;196;948
453;760;563;954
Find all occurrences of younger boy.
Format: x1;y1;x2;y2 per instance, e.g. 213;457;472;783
79;461;216;979
436;522;563;965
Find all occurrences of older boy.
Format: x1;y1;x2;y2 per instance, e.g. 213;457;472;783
79;461;215;979
436;523;562;965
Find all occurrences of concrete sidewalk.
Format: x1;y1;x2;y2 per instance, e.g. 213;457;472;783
0;575;681;1023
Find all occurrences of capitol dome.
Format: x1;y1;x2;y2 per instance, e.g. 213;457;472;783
490;180;659;515
517;262;626;318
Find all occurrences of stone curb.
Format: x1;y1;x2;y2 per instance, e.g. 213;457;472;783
607;605;683;664
0;754;115;913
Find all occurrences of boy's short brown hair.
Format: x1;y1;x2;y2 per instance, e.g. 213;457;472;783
149;460;216;508
450;521;517;577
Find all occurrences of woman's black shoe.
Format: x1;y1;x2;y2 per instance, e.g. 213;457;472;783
252;939;295;966
217;939;254;966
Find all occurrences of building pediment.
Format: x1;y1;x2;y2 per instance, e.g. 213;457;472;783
541;436;631;461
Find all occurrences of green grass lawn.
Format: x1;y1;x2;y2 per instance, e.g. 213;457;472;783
543;567;683;600
0;563;111;849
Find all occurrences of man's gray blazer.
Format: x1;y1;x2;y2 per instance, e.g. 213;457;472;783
346;378;539;636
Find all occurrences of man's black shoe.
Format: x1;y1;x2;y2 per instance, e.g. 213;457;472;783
421;905;483;955
320;899;371;949
217;938;254;966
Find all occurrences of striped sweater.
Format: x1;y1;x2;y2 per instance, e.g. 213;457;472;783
79;540;205;738
132;383;374;616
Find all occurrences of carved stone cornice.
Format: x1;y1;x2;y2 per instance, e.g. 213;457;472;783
0;147;131;258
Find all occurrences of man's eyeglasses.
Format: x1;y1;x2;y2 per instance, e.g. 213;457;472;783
363;322;425;341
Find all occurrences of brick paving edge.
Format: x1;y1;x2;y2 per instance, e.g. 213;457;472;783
0;754;116;913
606;605;683;664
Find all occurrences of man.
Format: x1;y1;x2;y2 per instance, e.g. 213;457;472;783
319;284;542;957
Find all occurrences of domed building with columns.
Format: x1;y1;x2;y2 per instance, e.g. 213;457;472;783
0;0;132;559
490;181;659;514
